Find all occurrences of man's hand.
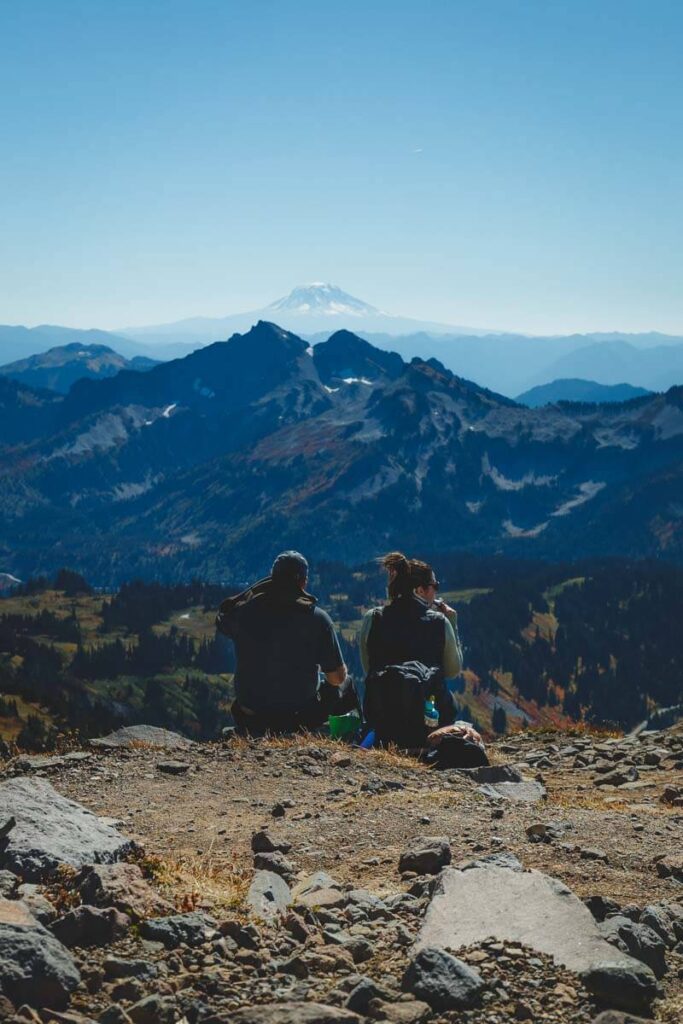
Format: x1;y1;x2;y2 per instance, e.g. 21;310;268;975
325;664;348;688
427;723;482;747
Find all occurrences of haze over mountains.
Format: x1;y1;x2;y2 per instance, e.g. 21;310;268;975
1;321;681;583
3;284;683;397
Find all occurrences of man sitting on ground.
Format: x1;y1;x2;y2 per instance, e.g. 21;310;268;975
216;551;350;735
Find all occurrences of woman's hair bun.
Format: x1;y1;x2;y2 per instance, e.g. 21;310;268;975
381;551;409;575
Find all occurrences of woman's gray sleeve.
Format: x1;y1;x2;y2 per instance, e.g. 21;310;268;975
443;618;463;678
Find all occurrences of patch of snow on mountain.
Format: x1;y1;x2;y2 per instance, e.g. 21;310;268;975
162;403;177;418
112;475;159;502
552;481;606;517
650;404;683;440
482;453;555;491
503;519;549;538
342;377;372;386
593;427;639;449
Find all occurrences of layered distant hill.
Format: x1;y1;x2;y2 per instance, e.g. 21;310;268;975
516;379;652;407
0;324;148;364
0;343;158;395
1;322;682;582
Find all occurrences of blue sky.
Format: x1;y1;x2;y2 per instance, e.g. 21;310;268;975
1;0;682;334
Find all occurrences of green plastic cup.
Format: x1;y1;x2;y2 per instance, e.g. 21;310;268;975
328;711;360;741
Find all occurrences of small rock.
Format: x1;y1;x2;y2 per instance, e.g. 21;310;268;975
247;870;292;921
76;863;173;920
402;946;486;1010
0;898;80;1008
399;837;451;875
271;803;286;817
251;829;292;854
139;912;217;948
155;761;190;775
228;1004;361;1024
51;906;129;948
253;851;296;881
581;847;609;863
580;961;659;1014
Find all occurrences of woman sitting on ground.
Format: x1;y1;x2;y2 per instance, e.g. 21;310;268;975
359;551;487;767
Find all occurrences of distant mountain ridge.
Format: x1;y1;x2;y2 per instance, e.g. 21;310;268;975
516;379;652;407
1;321;682;582
0;343;158;394
0;324;148;365
5;285;683;395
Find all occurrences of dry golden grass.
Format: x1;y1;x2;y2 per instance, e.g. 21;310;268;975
151;838;252;914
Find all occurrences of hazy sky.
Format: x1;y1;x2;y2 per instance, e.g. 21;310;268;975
1;0;682;335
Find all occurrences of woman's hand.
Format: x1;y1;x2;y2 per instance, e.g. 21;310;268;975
433;598;457;622
427;723;482;747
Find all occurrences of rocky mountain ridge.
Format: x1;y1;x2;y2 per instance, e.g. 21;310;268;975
1;321;682;580
0;723;681;1023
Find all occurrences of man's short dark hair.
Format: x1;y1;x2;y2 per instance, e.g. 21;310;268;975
271;551;308;583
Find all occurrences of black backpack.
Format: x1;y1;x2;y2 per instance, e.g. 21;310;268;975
363;660;450;749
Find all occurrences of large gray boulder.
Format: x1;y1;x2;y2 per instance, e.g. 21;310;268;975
0;777;134;880
89;725;193;750
416;859;658;1012
0;897;80;1009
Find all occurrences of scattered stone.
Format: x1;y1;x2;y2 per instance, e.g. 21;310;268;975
599;916;668;978
247;870;292;920
526;822;571;844
139;911;216;948
75;863;173;920
89;725;194;750
402;946;486;1010
591;1011;656;1024
399;836;451;875
155;760;190;775
103;957;158;980
0;898;80;1008
478;780;547;803
51;905;129;947
0;778;133;880
0;871;18;898
345;977;390;1013
654;854;683;882
251;829;292;854
254;851;296;881
581;847;609;863
595;767;639;788
228;1004;361;1024
16;884;56;925
292;871;342;899
459;764;524;784
271;803;286;817
661;784;682;805
375;1000;431;1023
330;752;352;768
126;994;178;1024
581;961;659;1015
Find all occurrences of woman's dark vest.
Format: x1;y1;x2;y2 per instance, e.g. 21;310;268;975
366;595;447;673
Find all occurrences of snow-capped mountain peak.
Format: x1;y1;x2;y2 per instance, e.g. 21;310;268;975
267;283;381;318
